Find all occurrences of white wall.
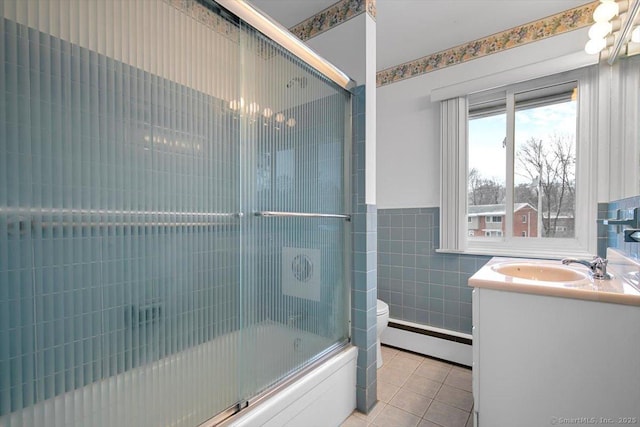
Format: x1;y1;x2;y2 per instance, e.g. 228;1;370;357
376;28;599;209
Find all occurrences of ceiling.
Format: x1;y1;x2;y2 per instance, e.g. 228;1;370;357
247;0;593;71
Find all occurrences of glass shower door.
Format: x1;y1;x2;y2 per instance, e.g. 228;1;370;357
236;24;351;403
0;1;244;425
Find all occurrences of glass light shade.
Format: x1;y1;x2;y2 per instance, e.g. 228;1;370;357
229;97;245;111
262;107;273;118
275;113;285;123
588;22;613;40
585;37;607;54
632;26;640;43
247;102;260;114
593;1;618;22
286;118;296;127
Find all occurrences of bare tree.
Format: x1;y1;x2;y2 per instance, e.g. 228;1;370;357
468;168;505;205
516;134;575;237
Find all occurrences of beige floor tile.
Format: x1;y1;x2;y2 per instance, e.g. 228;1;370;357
340;413;369;427
394;350;426;362
381;345;400;360
378;366;413;387
418;420;445;427
444;369;472;392
389;388;433;417
423;401;470;427
386;355;422;373
466;413;474;427
434;384;474;411
421;357;453;369
371;405;421;427
402;375;442;398
353;402;386;423
415;361;451;382
378;380;400;403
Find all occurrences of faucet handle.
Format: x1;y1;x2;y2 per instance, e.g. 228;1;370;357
590;257;610;280
561;256;611;280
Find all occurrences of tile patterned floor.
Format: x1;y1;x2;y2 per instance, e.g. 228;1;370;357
341;346;473;427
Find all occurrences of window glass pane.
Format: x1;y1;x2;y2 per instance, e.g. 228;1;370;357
468;113;506;240
513;83;577;239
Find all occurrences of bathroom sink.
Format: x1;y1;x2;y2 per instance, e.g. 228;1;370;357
491;262;590;283
470;252;640;305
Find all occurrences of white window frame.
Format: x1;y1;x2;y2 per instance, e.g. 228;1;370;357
439;67;598;259
522;215;527;224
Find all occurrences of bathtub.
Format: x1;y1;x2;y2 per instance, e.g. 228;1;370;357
0;322;356;427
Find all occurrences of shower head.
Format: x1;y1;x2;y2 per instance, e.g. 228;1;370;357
286;76;307;89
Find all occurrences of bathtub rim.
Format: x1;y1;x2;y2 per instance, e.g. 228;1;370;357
204;340;352;427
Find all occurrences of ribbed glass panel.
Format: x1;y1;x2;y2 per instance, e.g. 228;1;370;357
237;24;350;401
0;0;350;425
0;1;244;425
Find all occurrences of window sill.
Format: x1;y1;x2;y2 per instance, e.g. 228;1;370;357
435;246;594;260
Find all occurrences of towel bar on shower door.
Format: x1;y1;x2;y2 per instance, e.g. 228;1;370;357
254;211;351;221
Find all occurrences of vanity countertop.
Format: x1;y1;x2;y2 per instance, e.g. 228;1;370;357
468;248;640;306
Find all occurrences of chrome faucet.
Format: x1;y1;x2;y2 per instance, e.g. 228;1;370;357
561;256;612;280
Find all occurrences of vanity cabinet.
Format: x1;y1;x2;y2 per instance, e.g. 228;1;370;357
472;287;640;427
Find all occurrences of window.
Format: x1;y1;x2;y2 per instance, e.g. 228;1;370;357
440;68;598;258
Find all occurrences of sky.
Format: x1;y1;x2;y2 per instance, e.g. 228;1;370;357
468;100;577;186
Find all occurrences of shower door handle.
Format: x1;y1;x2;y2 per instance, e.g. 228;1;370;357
254;211;351;221
2;208;244;230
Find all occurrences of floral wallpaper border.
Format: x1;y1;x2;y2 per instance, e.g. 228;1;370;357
376;1;597;88
290;0;376;42
168;0;284;59
169;0;240;41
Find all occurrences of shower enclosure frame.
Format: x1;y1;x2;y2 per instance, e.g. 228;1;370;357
0;0;356;425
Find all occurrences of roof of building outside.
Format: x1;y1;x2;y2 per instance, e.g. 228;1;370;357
468;203;535;216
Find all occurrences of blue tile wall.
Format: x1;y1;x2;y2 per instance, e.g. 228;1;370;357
597;202;609;258
607;195;640;258
0;19;241;415
350;85;377;412
377;207;490;334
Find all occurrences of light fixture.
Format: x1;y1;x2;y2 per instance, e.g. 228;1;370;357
585;37;608;54
585;1;618;55
593;1;619;22
584;0;640;59
227;101;296;128
588;21;613;39
247;102;260;115
229;98;245;111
